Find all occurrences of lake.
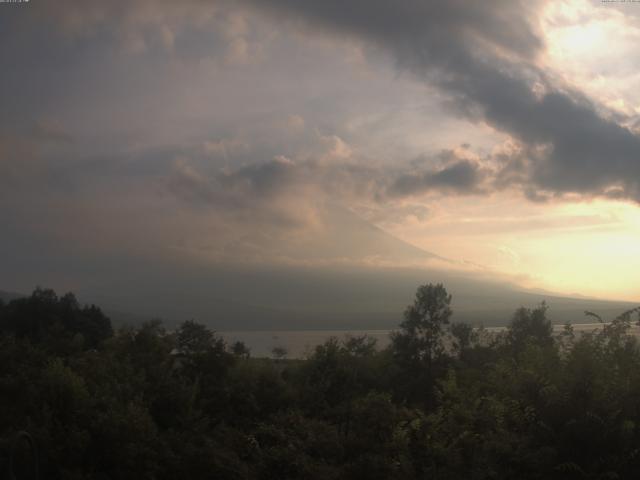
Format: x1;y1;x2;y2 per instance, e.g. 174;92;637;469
221;322;640;359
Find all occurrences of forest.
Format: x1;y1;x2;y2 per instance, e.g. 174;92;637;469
1;284;640;479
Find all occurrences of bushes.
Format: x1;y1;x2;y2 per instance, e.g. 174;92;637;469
1;285;640;479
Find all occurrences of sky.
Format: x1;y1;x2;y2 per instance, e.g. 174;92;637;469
1;0;640;309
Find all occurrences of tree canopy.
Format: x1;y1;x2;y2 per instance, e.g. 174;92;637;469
1;284;639;479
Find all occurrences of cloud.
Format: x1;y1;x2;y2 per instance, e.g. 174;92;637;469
162;141;499;239
12;0;272;66
223;155;297;196
9;0;640;203
167;154;300;206
245;0;640;203
167;146;463;207
4;0;640;279
389;159;485;197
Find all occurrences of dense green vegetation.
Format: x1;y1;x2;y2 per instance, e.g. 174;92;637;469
1;285;640;479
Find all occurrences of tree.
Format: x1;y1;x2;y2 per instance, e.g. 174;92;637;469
231;340;250;359
392;283;452;372
343;335;377;358
176;320;218;357
390;283;452;406
174;320;233;396
271;346;288;361
450;321;474;358
0;288;112;351
507;302;553;353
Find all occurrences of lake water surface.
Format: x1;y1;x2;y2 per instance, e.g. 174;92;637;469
221;323;640;359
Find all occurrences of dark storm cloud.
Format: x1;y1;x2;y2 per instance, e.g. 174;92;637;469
389;160;485;197
224;157;297;196
4;0;640;249
247;0;640;202
164;147;492;216
246;0;543;60
166;156;298;204
163;155;320;231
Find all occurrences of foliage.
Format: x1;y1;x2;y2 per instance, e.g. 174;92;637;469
390;283;453;406
1;285;640;479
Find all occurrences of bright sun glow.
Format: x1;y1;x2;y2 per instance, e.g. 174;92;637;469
542;0;640;116
518;201;640;301
389;197;640;302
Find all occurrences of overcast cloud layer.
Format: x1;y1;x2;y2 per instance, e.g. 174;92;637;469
247;0;640;201
1;0;640;304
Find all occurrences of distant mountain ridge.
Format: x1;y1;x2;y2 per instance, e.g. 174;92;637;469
2;208;637;330
4;273;637;331
69;263;637;331
0;290;24;303
250;205;445;266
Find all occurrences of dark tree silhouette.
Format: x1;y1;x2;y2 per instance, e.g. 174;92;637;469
392;283;452;370
1;285;639;479
507;302;553;352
